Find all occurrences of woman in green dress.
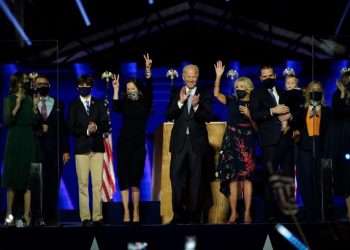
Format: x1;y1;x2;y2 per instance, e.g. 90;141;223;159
2;72;39;226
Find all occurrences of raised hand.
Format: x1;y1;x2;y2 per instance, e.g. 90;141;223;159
144;53;152;70
15;94;23;109
112;74;120;90
214;60;225;79
192;94;200;109
33;93;40;107
179;86;189;104
336;79;346;99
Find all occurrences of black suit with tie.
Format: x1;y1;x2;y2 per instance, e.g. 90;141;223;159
249;85;295;220
34;97;69;225
166;87;211;223
67;97;109;154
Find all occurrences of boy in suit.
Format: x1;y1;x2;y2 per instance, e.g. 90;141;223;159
67;75;109;226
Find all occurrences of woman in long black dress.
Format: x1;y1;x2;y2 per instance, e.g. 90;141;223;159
330;70;350;220
2;72;39;226
214;61;256;224
112;54;153;224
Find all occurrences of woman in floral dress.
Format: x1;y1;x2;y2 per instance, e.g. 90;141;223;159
214;61;256;224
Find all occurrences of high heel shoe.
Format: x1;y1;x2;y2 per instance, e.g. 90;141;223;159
224;220;237;224
244;213;252;224
4;214;15;227
243;218;252;224
225;214;238;224
22;216;31;227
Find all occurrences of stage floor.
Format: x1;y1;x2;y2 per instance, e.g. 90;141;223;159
0;221;349;250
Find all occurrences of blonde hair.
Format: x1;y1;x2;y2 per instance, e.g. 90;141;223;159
183;64;199;77
234;77;254;93
304;81;326;108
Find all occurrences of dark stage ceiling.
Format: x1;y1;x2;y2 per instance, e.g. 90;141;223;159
0;0;349;65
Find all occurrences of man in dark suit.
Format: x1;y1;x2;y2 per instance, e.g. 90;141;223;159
33;75;70;226
249;65;294;221
67;75;109;226
166;64;212;224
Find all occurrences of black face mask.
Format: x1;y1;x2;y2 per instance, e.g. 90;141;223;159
309;91;323;102
36;86;50;97
78;87;92;97
261;78;275;88
236;90;247;99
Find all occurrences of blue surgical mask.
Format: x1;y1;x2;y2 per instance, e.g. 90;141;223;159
78;86;92;97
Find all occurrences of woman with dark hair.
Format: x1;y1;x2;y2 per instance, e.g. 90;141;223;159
2;72;39;226
297;81;331;222
112;54;153;224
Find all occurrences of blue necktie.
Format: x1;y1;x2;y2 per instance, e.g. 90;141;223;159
85;100;90;115
187;90;192;113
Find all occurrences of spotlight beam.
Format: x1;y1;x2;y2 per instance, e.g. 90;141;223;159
335;0;350;35
75;0;91;26
0;0;32;46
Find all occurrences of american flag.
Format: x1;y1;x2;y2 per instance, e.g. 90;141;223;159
102;84;116;202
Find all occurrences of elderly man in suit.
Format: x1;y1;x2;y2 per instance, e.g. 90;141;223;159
68;74;109;226
166;64;212;224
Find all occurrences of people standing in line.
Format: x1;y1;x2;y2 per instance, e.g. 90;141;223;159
213;61;256;224
112;54;153;225
2;72;40;226
32;75;70;226
249;64;294;222
67;75;109;226
328;69;350;220
166;64;212;224
296;81;331;222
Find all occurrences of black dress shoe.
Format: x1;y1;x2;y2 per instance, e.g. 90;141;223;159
123;221;131;225
168;218;182;225
82;219;91;227
132;221;141;226
93;219;107;226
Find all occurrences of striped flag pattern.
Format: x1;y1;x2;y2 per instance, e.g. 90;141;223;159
102;89;116;202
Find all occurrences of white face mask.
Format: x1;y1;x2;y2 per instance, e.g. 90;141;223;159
127;90;140;101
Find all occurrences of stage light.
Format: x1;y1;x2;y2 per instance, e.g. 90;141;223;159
345;154;350;160
0;0;32;46
148;0;154;5
275;224;308;250
75;0;91;26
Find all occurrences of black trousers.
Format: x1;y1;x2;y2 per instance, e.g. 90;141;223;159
42;161;61;224
297;144;321;221
170;136;203;222
261;132;295;220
